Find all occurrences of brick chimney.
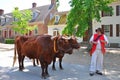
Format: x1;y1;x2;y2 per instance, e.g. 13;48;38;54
32;2;37;8
51;0;56;5
0;9;4;15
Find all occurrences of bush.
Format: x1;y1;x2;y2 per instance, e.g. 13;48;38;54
5;39;15;44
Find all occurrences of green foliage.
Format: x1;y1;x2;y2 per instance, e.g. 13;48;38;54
12;7;36;35
61;0;115;37
5;39;15;44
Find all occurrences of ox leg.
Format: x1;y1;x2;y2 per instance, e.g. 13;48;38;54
18;55;23;71
21;56;25;70
45;63;49;77
59;58;63;70
36;59;39;65
52;56;56;70
33;59;36;66
39;59;46;79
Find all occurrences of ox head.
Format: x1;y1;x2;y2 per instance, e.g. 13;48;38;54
53;36;73;54
68;36;80;49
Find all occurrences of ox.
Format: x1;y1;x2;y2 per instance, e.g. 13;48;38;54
13;36;39;68
52;36;80;70
14;35;73;79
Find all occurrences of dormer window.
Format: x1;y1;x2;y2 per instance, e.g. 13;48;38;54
32;9;40;20
54;15;60;25
50;13;53;20
0;16;5;26
5;15;12;22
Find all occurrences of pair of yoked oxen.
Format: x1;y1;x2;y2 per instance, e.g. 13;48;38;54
13;34;80;79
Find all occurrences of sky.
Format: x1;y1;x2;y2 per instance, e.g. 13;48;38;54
0;0;71;14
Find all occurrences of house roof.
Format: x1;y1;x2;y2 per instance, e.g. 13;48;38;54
30;5;51;22
48;11;68;25
0;4;53;26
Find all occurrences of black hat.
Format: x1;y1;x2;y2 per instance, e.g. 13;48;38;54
96;28;104;34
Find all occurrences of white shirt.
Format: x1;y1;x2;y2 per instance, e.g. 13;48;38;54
89;34;109;50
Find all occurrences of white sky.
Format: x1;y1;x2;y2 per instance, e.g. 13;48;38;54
0;0;71;14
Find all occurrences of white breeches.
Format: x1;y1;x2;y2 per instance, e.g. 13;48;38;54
89;49;103;72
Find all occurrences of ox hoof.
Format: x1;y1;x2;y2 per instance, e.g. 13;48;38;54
60;68;64;70
19;68;24;71
33;65;37;67
52;68;56;71
41;73;50;79
41;76;46;79
19;69;23;71
46;74;50;77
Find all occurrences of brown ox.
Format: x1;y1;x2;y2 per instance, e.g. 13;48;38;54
52;37;80;70
17;35;72;79
13;36;39;68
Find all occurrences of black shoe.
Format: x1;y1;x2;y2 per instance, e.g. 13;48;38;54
89;73;94;76
96;71;103;75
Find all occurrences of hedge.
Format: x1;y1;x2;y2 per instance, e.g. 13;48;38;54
5;39;15;44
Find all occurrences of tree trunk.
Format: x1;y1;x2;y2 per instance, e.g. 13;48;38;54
86;16;93;51
87;19;93;42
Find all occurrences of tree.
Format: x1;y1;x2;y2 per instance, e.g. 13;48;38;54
57;0;116;40
12;7;36;35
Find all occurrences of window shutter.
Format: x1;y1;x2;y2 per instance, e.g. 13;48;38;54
116;24;119;37
110;24;113;37
101;11;104;17
116;5;119;16
101;25;104;33
110;6;112;16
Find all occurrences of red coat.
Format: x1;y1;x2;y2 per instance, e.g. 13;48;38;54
90;34;106;56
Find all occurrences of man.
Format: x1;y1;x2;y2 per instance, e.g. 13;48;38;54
89;28;109;76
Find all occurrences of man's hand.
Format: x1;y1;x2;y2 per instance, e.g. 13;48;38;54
90;41;97;44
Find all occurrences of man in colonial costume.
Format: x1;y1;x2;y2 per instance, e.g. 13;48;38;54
89;28;109;76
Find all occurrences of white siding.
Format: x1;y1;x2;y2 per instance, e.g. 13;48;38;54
93;1;120;44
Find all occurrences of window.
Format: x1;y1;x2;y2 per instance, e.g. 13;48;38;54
116;24;120;37
101;6;112;17
5;15;12;22
14;17;18;21
102;24;113;37
54;15;60;25
14;31;17;35
101;11;112;17
32;11;39;20
116;5;120;16
53;28;59;36
4;30;7;38
50;13;53;20
0;16;5;25
9;29;12;38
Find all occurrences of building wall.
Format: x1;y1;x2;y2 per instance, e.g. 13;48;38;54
48;25;65;36
93;1;120;44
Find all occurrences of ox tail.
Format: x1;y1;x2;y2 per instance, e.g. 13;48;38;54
12;43;17;67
